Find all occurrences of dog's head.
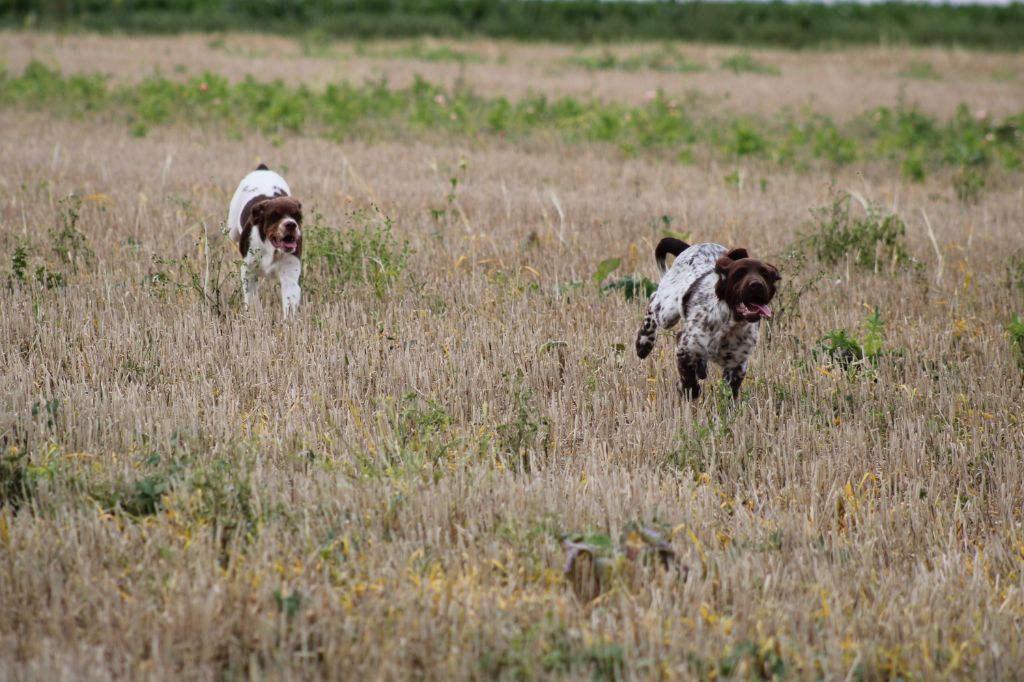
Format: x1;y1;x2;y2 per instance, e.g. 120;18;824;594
250;196;303;255
714;248;781;323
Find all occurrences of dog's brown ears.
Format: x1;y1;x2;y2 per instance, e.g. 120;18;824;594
715;248;748;274
249;199;269;226
765;264;781;281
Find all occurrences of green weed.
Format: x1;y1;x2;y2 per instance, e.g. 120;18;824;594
953;165;986;205
4;194;93;294
273;590;304;620
815;307;893;375
900;62;941;80
812;120;859;165
667;422;714;477
7;243;65;292
3;63;1022;175
590;255;657;302
496;377;546;474
566;45;704;73
477;618;623;680
720;53;780;75
602;275;657;301
8;244;27;285
724;120;769;157
1006;251;1024;291
1008;314;1024;367
187;455;258;543
805;190;913;272
89;454;179;517
717;639;787;680
0;440;33;511
567;49;618;71
764;246;825;341
31;398;61;431
591;257;621;286
303;207;410;299
51;195;95;273
354;393;456;481
149;215;239;316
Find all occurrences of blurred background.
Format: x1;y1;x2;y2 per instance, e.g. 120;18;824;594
3;0;1024;48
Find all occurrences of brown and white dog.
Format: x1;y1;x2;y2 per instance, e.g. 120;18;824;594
636;239;780;400
227;164;303;316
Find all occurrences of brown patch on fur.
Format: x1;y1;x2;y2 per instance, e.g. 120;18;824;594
239;195;304;258
714;250;780;321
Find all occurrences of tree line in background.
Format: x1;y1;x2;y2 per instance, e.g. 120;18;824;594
2;0;1023;49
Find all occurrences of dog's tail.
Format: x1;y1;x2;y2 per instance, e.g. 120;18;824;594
256;163;269;171
654;237;690;273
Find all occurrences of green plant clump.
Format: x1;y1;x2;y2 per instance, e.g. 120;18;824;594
2;63;1022;176
303;208;410;299
565;46;704;73
815;307;893;375
1008;314;1024;367
719;53;780;75
806;191;914;272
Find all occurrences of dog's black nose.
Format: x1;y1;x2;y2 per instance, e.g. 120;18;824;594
746;280;768;298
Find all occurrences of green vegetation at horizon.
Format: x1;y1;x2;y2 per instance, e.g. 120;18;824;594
2;63;1022;183
4;0;1024;50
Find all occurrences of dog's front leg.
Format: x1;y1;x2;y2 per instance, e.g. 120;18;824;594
278;257;301;317
241;257;260;310
723;363;747;400
675;352;702;400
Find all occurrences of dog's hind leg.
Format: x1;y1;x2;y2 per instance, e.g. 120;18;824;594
635;311;660;359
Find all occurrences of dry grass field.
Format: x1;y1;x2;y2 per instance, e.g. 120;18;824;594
1;34;1024;680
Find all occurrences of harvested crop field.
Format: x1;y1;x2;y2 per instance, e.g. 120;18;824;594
1;34;1024;680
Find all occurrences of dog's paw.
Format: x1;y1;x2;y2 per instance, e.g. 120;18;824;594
636;336;655;359
676;380;701;401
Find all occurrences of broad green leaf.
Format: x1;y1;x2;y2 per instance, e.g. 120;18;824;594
592;257;621;285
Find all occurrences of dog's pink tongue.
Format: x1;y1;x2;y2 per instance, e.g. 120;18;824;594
750;303;772;318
